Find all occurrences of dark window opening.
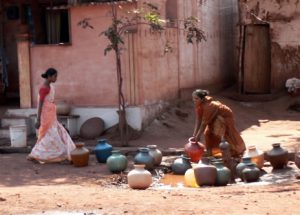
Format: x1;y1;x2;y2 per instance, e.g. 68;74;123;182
42;9;70;44
22;3;70;45
35;8;70;45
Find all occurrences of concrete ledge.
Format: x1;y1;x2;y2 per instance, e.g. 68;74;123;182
0;146;185;157
0;146;296;162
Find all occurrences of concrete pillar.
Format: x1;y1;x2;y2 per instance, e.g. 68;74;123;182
17;25;32;108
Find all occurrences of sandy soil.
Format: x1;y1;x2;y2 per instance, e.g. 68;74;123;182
0;93;300;215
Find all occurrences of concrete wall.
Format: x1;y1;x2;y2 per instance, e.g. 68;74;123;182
238;0;300;89
177;0;237;98
30;0;238;107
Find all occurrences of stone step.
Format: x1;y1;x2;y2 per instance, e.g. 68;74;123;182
0;116;32;134
1;116;29;127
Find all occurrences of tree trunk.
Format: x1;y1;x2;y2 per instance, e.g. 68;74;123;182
115;46;129;146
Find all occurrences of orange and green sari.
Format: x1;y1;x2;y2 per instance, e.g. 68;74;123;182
28;85;75;163
195;96;246;157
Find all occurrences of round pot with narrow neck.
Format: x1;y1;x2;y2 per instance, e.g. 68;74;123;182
56;100;71;115
213;161;231;186
243;145;264;169
134;148;155;170
242;163;260;183
127;164;152;189
171;155;192;175
266;143;288;169
106;150;128;173
184;137;205;163
147;145;162;166
236;156;255;180
94;139;113;163
194;157;217;186
70;142;89;167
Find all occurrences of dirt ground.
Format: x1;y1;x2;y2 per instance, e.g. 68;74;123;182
0;92;300;215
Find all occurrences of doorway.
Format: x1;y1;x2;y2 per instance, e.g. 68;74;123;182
0;2;20;107
242;24;271;94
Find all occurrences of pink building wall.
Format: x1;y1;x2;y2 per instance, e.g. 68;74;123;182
238;0;300;89
29;0;237;108
30;4;135;107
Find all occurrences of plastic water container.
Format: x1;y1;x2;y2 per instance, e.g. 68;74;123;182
10;125;27;147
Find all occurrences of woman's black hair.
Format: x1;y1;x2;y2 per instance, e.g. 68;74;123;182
41;68;58;79
192;89;210;99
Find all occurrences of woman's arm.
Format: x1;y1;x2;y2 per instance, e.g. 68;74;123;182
35;101;43;129
193;117;201;137
194;121;207;142
35;86;50;129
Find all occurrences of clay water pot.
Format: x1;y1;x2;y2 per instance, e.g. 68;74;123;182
171;155;192;175
106;150;128;173
80;117;105;139
184;167;199;188
70;142;89;167
242;163;260;183
56;100;71;115
266;143;288;169
134;148;155;170
213;161;231;186
243;145;264;169
236;157;255;179
184;137;205;163
94;139;113;163
127;164;152;189
194;157;217;186
147;145;162;166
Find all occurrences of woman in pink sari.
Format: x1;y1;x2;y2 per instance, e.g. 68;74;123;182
27;68;75;163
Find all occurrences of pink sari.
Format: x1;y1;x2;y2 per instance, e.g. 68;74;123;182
29;85;76;163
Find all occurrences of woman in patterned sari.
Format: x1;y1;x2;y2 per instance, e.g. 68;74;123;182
27;68;75;163
191;89;246;157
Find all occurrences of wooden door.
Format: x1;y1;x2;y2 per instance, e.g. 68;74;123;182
243;24;271;94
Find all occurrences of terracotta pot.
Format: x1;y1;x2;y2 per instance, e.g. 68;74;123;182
194;157;217;186
266;143;288;169
242;163;260;183
243;145;264;169
171;155;192;175
147;145;162;166
80;117;105;139
213;161;231;186
134;148;155;170
70;142;89;167
56;100;71;115
106;150;128;173
184;137;205;163
127;164;152;189
236;157;255;179
94;139;113;163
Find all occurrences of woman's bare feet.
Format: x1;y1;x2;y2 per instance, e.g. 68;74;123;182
26;155;39;164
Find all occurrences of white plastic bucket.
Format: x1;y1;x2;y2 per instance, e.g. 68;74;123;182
10;125;27;147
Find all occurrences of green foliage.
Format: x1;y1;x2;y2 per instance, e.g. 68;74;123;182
77;18;94;29
100;20;125;55
142;2;164;31
184;16;206;44
99;2;164;55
